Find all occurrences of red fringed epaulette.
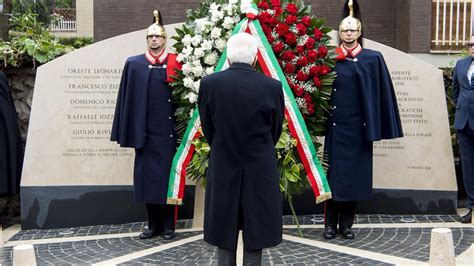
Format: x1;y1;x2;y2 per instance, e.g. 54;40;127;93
335;47;346;61
166;53;182;83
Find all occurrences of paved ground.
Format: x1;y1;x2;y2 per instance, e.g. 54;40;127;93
1;213;473;265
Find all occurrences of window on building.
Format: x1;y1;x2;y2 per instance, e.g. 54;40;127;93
51;0;76;32
431;0;473;52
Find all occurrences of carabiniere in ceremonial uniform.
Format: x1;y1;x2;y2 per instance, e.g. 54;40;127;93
111;10;180;240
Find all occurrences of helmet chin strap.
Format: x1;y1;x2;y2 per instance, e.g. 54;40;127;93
149;43;166;55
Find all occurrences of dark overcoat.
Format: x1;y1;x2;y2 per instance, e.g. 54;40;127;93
111;54;177;204
198;63;285;251
324;49;403;201
0;71;23;195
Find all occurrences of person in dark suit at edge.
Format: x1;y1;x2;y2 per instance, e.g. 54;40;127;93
452;35;474;223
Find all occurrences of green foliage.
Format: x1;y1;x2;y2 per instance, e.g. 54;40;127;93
12;0;53;25
277;123;310;197
54;0;73;8
442;67;460;158
58;36;94;49
0;11;70;67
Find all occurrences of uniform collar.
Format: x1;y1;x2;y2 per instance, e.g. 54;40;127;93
145;49;168;65
340;43;362;58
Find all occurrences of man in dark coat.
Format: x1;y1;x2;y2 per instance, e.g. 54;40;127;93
323;0;403;240
0;71;23;196
111;10;180;240
452;35;474;223
198;32;285;264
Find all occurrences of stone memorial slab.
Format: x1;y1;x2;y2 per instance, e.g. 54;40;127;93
366;38;456;213
21;24;197;229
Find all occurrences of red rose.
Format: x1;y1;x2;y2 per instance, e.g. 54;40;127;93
296;70;307;81
257;1;269;10
266;34;275;44
286;3;298;14
284;33;297;46
314;28;323;41
285;15;298;25
284;63;296;74
318;45;328;58
313;76;321;87
294;85;304;96
268;17;278;27
305;37;315;49
276;23;289;37
296;45;305;55
309;65;320;76
302;16;312;26
307;103;315;115
296;56;308;67
282;51;296;61
271;0;281;8
272;42;285;53
305;94;315;114
262;24;271;35
296;24;307;35
274;7;283;16
307;50;318;62
258;11;271;24
320;65;330;75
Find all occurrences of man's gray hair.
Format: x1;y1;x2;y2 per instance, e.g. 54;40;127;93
226;32;259;65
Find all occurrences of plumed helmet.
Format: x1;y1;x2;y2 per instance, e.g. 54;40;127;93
339;0;362;33
146;10;167;38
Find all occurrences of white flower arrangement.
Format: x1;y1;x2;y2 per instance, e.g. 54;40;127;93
174;0;241;110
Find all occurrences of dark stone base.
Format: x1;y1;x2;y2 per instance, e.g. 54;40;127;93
22;186;457;229
284;188;458;215
21;185;195;229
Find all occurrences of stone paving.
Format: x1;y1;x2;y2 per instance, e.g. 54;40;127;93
1;214;473;265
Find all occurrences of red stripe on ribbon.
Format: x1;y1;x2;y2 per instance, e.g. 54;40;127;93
285;109;321;198
177;130;202;201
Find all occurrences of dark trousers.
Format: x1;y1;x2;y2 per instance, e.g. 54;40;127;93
458;123;474;209
217;200;262;265
145;203;176;232
217;247;262;266
324;199;356;229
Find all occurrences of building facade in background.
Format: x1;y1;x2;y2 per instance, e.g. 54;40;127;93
54;1;473;66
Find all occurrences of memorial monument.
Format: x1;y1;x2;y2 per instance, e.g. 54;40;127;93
20;26;456;229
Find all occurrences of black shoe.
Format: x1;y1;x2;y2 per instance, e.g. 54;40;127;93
139;229;161;239
339;227;355;239
323;226;337;239
460;209;472;223
162;229;176;240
